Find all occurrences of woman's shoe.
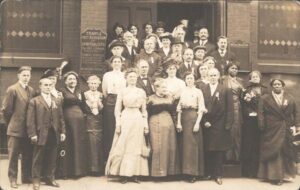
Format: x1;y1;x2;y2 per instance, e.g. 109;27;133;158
120;177;128;184
188;176;197;183
133;177;140;184
272;180;283;186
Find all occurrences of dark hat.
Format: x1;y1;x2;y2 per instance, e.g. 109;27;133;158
18;66;31;73
270;75;285;87
156;21;166;29
193;45;206;52
159;33;173;41
172;38;184;46
63;71;79;81
41;69;58;79
109;40;125;51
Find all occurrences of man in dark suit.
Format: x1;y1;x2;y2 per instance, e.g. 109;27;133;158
202;68;234;185
211;36;236;76
122;31;138;67
177;48;198;79
191;27;216;55
134;38;162;79
27;77;66;190
136;59;154;97
2;66;35;188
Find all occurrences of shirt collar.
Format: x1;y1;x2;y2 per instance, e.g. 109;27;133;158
41;92;51;99
19;81;27;89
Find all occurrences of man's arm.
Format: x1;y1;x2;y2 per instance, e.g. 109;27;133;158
26;99;37;138
1;87;15;125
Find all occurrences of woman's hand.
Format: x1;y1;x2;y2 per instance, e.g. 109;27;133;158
144;127;149;135
176;123;183;133
115;125;121;135
204;122;211;128
193;123;200;133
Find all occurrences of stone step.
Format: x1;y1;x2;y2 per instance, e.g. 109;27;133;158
223;164;242;178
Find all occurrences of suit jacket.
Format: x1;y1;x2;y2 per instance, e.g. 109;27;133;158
258;92;300;161
2;82;35;137
122;45;138;68
136;77;154;97
134;50;163;78
202;83;234;151
211;50;236;76
177;62;198;80
27;95;66;146
157;48;172;59
191;41;216;55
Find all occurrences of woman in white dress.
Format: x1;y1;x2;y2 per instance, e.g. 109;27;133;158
105;68;149;183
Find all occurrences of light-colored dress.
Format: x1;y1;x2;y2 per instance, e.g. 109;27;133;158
177;86;206;176
105;87;149;177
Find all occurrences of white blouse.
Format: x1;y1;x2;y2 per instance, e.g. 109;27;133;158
102;71;126;97
165;77;186;99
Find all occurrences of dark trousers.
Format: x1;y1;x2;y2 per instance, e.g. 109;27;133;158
7;136;33;183
32;128;58;183
205;151;224;178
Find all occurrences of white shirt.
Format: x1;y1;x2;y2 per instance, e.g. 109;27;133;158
102;71;126;97
199;39;208;46
218;49;227;57
209;83;218;96
165;77;186;99
184;62;192;69
162;47;170;56
19;81;27;89
41;92;52;107
126;45;133;55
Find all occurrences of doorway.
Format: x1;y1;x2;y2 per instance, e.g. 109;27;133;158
157;2;219;42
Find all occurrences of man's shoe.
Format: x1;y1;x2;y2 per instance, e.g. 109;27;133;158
215;177;223;185
22;179;32;184
10;181;18;188
45;180;60;188
33;183;40;190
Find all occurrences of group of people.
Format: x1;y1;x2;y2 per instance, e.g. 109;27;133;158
2;19;300;190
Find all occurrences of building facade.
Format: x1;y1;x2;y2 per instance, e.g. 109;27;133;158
0;0;300;153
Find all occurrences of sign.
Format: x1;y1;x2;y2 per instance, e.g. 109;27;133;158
81;29;107;68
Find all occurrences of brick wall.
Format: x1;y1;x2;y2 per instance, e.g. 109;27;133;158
80;0;108;78
227;2;251;43
62;0;82;72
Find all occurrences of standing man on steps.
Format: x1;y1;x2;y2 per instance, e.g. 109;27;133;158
2;66;35;188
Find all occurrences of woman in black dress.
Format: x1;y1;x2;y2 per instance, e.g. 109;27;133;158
61;71;88;178
83;75;104;176
241;70;267;177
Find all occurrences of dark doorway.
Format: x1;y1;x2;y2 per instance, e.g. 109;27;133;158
157;2;218;42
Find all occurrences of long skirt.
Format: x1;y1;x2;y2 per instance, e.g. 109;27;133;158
149;111;180;176
103;94;117;161
181;108;204;176
241;116;260;177
226;96;242;162
258;150;297;181
62;106;88;177
105;108;149;177
86;113;104;174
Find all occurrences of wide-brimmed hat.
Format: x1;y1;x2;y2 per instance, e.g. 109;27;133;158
270;75;285;87
159;33;173;41
171;38;184;45
41;69;58;79
193;45;206;52
108;40;125;51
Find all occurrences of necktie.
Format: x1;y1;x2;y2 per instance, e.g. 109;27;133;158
188;63;192;70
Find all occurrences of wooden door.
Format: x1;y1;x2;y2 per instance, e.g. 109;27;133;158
108;1;157;39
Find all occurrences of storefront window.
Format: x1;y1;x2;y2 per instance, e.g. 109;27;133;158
258;1;300;61
1;0;61;53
